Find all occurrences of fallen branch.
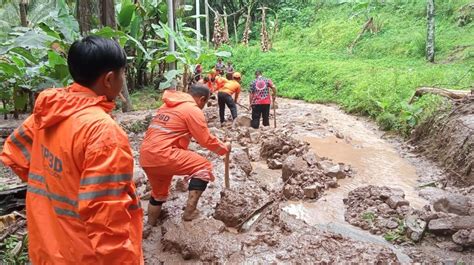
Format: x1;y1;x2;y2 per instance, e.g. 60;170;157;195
409;87;472;104
348;17;374;54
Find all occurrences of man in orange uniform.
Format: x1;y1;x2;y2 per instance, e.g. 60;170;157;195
140;84;230;224
0;36;143;264
217;72;242;125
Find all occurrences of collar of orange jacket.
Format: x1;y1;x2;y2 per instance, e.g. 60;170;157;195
162;90;197;108
33;83;115;129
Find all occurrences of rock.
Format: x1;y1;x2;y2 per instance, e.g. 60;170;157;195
386;196;410;209
433;194;472;216
282;155;309;181
428;216;474;233
282;145;291;154
335;132;344;139
232;148;253;176
268;159;283;170
234;116;252;127
405;215;427;242
325;165;346;179
452;229;474;247
302;152;319;166
249;131;260;143
175;178;188;192
436;241;464;252
385;220;399;229
303;185;319;199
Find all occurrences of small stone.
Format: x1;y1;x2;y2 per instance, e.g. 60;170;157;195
335;132;344;139
405;215;427;242
268;159;283;170
303;185;319;199
386;220;399;229
452;229;474;247
282;145;291;154
386;196;410;209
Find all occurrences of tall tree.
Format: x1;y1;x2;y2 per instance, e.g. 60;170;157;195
99;0;133;112
76;0;93;34
19;0;28;27
426;0;435;63
100;0;116;28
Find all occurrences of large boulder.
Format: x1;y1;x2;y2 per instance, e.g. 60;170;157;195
282;155;308;181
433;194;473;216
232;148;252;177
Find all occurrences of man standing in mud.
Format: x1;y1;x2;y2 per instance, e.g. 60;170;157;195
140;84;231;225
218;72;242;126
249;70;277;129
0;36;143;264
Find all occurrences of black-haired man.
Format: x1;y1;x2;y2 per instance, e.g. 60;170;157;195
140;84;230;225
0;36;143;264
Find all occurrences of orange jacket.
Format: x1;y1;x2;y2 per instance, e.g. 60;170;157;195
215;76;228;91
0;83;143;264
220;80;241;96
140;90;228;168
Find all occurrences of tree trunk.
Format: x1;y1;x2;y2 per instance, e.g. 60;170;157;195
98;0;133;112
195;0;201;46
260;7;270;52
242;5;251;45
168;0;176;70
409;87;472;104
223;7;229;44
426;0;435;63
205;0;210;45
19;0;28;27
100;0;116;28
76;0;94;34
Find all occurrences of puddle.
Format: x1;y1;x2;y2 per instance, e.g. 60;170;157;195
285;135;427;226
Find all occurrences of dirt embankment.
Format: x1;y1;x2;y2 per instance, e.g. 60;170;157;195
411;98;473;186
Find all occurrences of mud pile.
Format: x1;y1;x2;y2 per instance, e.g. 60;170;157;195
411;98;473;186
213;184;270;227
160;204;399;263
345;185;474;249
117;111;154;134
344;186;427;242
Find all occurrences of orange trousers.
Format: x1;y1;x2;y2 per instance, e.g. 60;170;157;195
143;149;213;201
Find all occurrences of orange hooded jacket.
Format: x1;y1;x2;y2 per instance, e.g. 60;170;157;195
0;83;143;264
140;90;228;169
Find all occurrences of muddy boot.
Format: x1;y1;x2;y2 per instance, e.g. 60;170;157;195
183;190;203;221
147;203;162;226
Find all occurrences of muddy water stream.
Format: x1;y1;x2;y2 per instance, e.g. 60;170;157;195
273;99;432;262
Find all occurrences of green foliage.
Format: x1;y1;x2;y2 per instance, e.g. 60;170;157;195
361;211;375;222
231;0;474;135
130;87;162;110
0;235;29;265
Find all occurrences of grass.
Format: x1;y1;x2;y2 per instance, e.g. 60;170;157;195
228;1;474;135
129;87;162;111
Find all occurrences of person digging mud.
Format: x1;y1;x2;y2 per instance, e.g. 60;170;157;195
249;70;277;129
0;36;143;264
218;72;242;126
140;84;231;225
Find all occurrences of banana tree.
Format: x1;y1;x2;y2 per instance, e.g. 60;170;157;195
157;19;231;91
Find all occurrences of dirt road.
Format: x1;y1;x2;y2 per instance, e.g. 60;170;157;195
123;97;472;264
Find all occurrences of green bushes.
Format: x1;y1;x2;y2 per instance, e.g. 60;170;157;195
230;1;473;135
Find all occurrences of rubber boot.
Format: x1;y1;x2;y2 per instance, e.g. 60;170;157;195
147;203;162;226
182;190;203;221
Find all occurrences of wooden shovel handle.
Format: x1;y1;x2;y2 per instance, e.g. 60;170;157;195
224;151;230;189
